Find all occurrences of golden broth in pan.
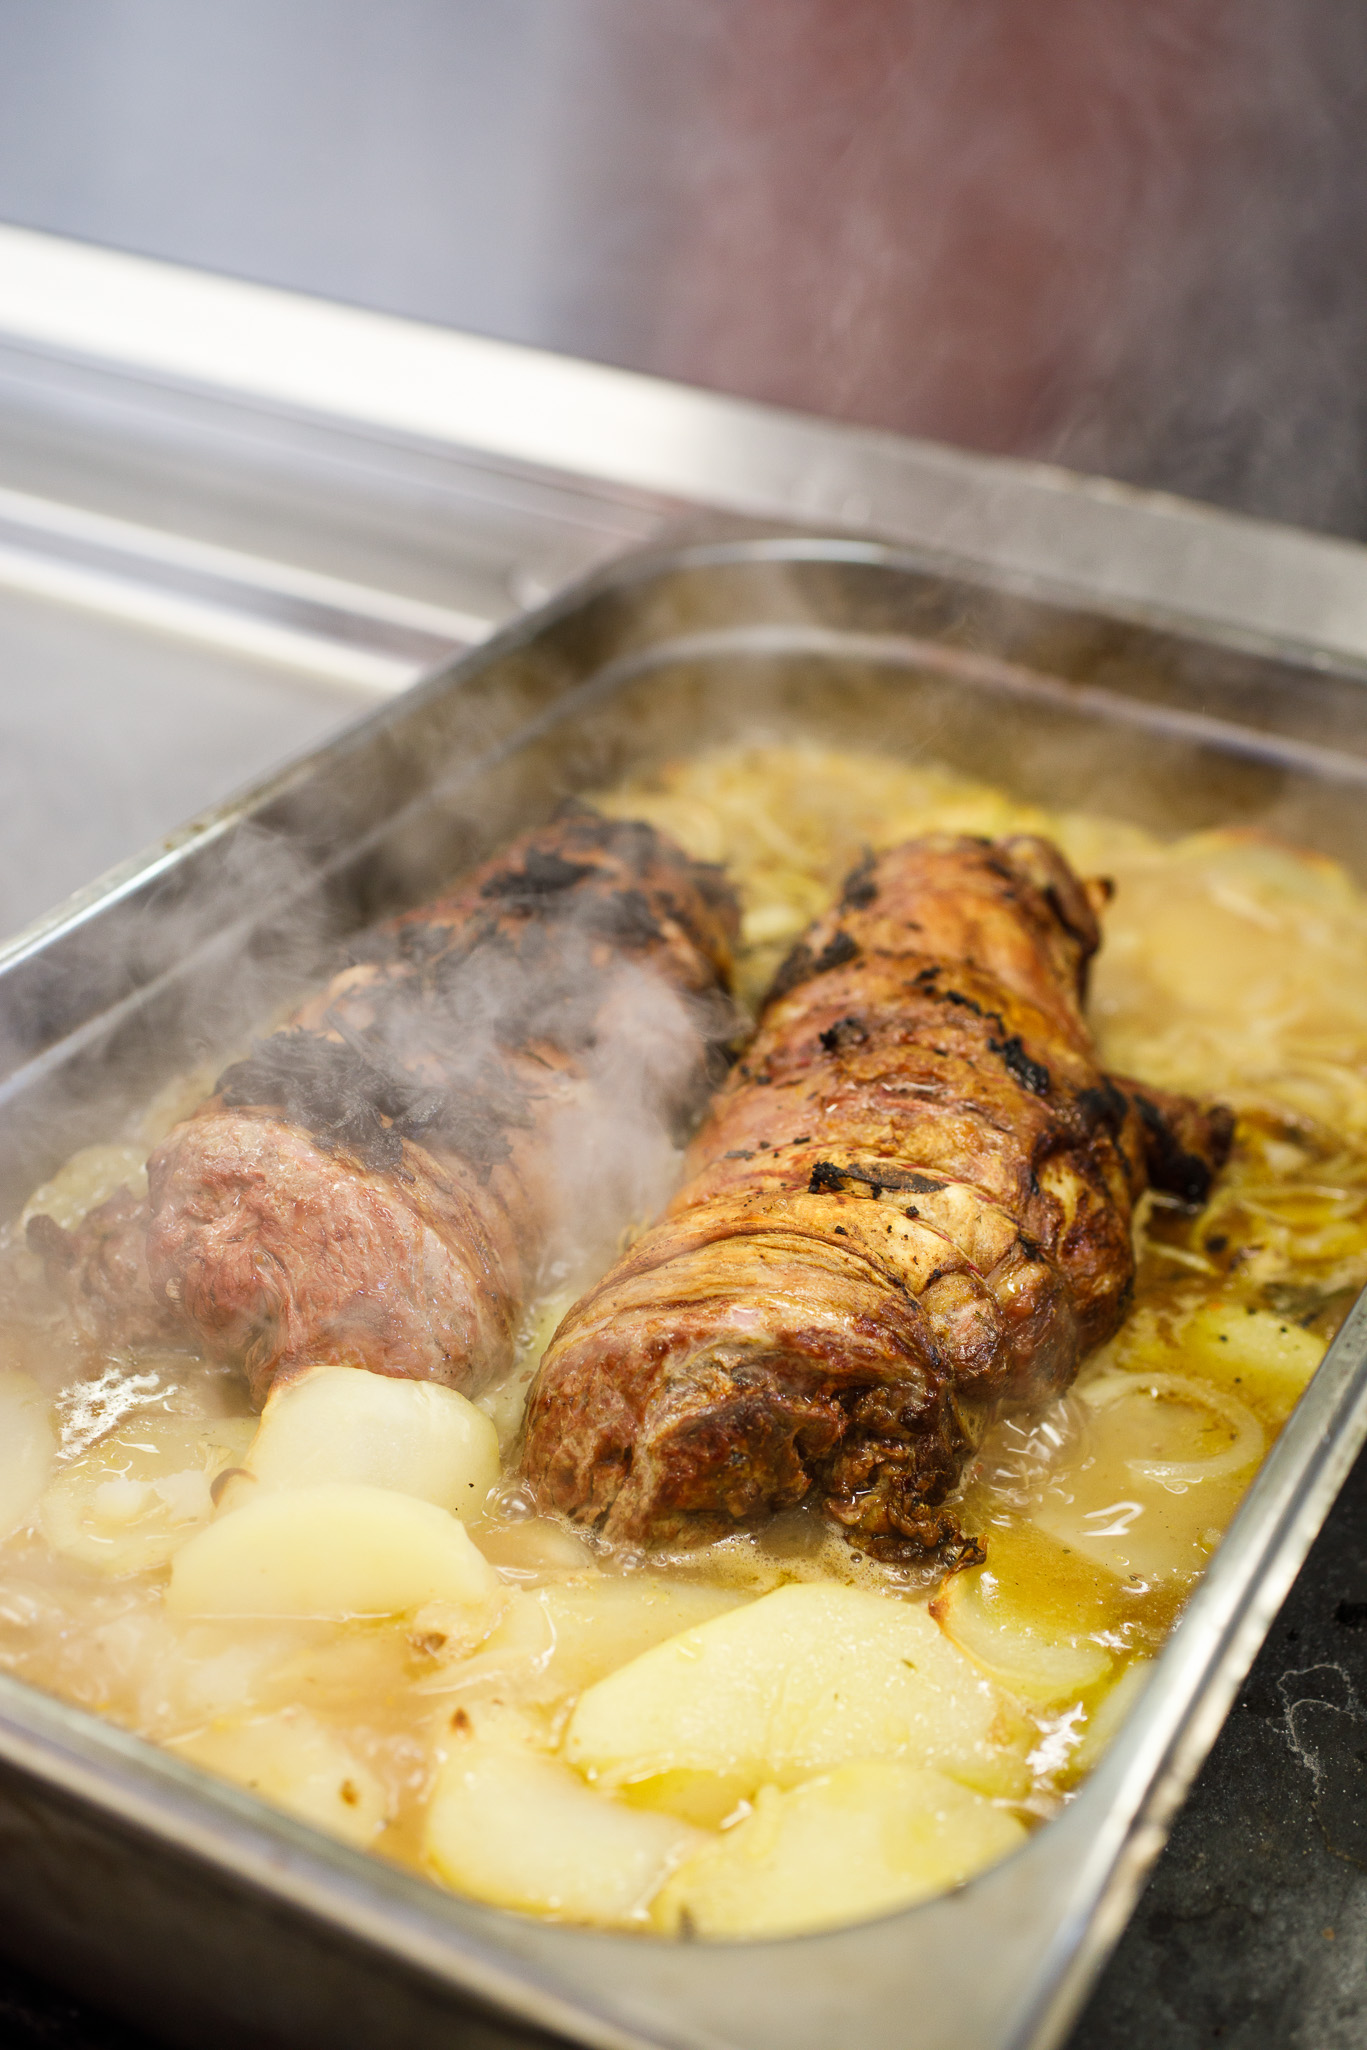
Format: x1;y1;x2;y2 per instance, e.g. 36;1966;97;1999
0;744;1361;1937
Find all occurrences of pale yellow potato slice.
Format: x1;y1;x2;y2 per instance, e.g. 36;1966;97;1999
565;1582;1030;1807
167;1483;502;1619
242;1366;499;1518
1181;1302;1324;1419
653;1760;1027;1937
41;1414;256;1576
461;1576;750;1704
171;1705;386;1846
20;1142;147;1232
425;1739;703;1923
0;1371;56;1539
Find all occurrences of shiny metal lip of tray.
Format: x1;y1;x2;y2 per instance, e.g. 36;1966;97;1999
3;530;1367;2050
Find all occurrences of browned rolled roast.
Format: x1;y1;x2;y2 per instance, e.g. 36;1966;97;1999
521;833;1233;1558
32;813;739;1404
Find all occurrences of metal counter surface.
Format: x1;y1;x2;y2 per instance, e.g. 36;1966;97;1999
2;231;1367;2050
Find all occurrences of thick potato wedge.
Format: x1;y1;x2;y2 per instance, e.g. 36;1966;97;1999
565;1582;1030;1807
167;1484;502;1619
1181;1301;1324;1420
652;1760;1027;1937
172;1705;386;1846
425;1738;702;1923
243;1366;500;1517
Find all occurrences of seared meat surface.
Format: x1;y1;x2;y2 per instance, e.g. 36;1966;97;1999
521;833;1233;1557
36;813;738;1404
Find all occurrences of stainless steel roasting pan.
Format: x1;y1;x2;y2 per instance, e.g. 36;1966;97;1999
3;531;1367;2050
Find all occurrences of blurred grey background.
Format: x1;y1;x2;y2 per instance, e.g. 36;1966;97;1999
1;0;1366;538
1;11;1367;2050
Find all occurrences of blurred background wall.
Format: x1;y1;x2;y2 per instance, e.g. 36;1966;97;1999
1;0;1365;537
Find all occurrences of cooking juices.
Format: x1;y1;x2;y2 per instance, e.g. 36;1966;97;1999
0;745;1358;1937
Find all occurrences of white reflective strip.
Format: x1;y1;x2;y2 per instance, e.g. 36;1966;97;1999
0;540;422;695
0;224;721;501
0;483;493;647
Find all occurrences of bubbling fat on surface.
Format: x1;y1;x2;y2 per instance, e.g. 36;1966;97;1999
0;744;1362;1941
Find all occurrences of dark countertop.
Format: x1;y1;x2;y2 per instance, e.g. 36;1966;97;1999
2;1449;1364;2050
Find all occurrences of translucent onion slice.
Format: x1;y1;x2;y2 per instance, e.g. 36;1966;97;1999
1079;1369;1264;1487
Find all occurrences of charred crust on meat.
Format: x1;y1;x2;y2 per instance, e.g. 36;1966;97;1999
579;888;664;948
808;1159;920;1199
767;928;861;1004
1129;1087;1234;1208
479;847;596;900
816;930;860;973
217;1028;524;1176
818;1014;869;1056
1076;1078;1130;1136
766;943;814;1006
839;850;879;910
988;1033;1051;1096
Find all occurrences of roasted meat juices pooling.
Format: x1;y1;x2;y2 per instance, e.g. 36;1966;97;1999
522;834;1233;1557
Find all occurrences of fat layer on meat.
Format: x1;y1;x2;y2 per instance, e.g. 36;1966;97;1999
521;833;1233;1558
33;812;739;1404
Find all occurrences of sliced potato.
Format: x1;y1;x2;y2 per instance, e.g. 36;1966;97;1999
1181;1301;1324;1419
20;1142;147;1232
425;1738;702;1923
652;1760;1027;1937
242;1366;499;1518
460;1576;750;1705
41;1414;255;1576
613;1767;752;1831
171;1705;386;1846
565;1582;1030;1807
0;1371;56;1539
167;1483;502;1619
